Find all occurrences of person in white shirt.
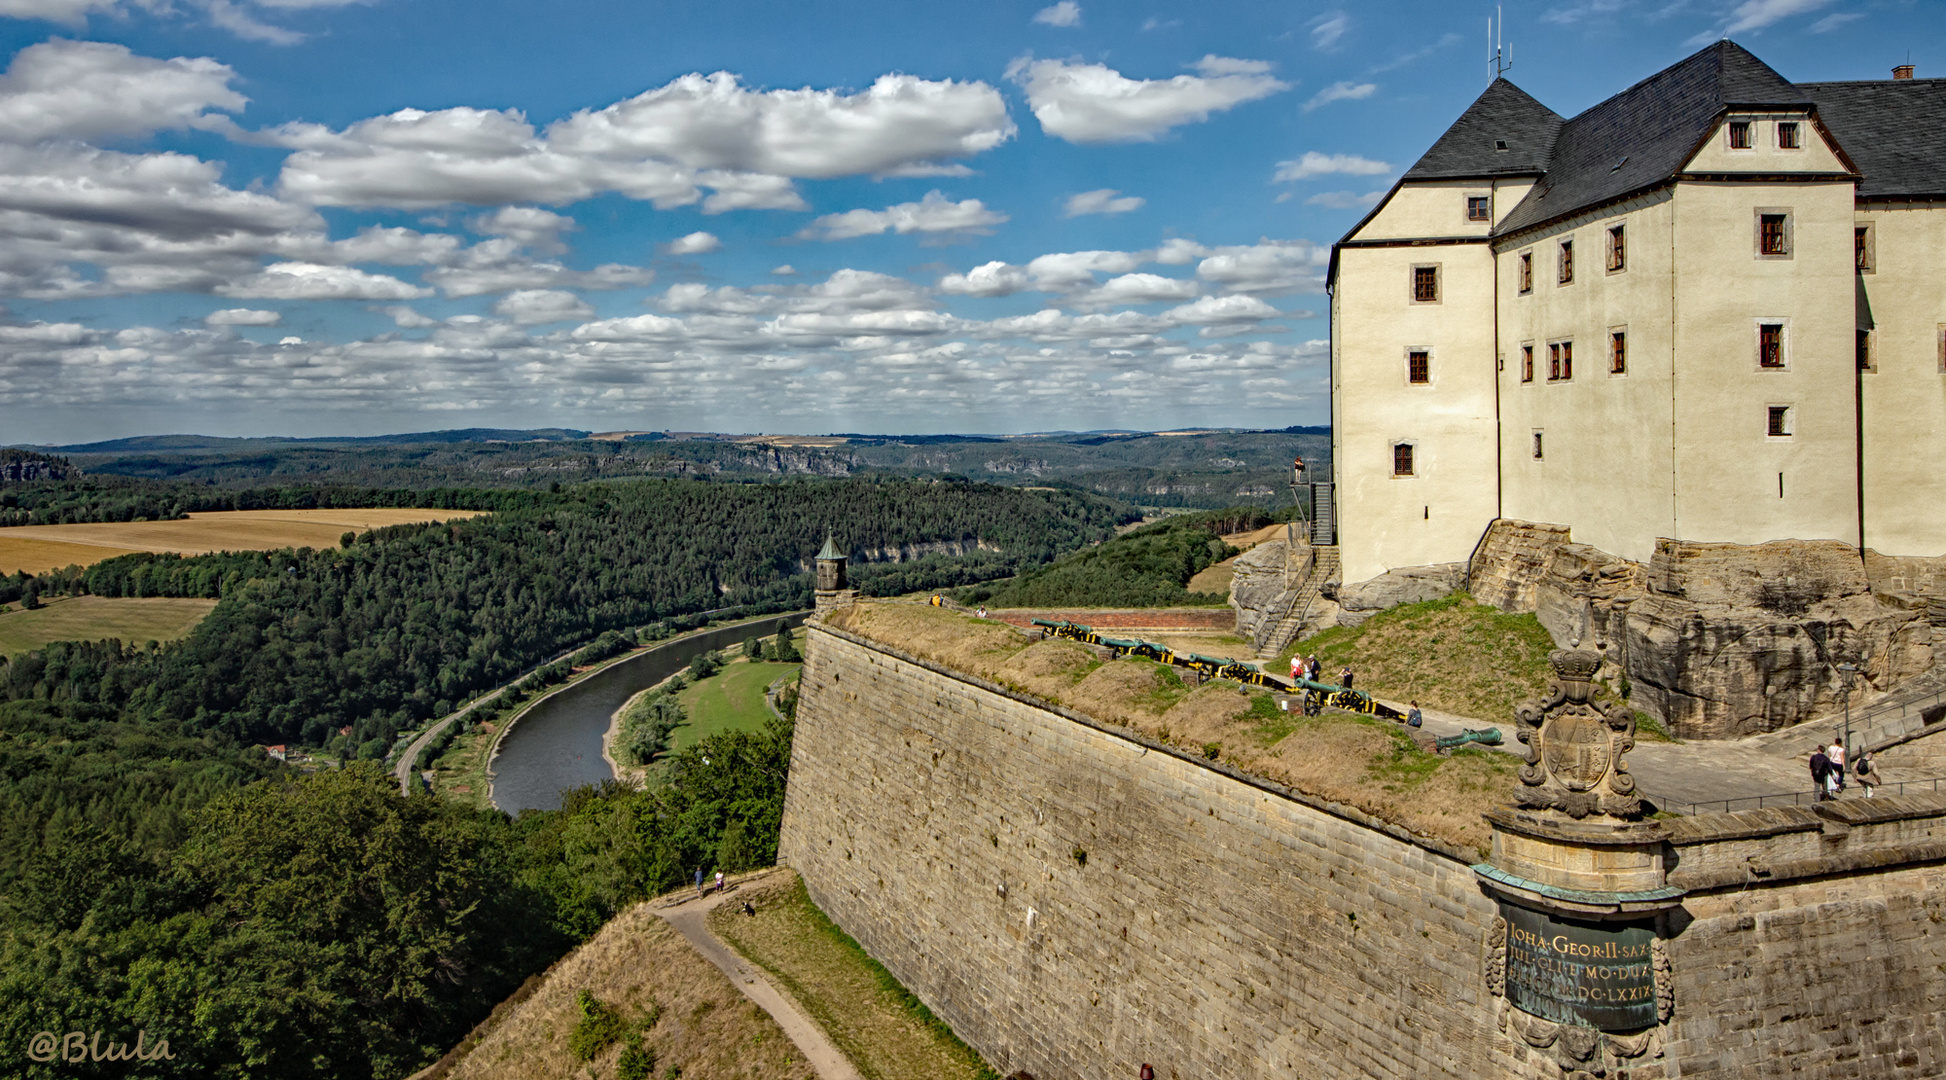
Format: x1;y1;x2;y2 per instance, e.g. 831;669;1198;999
1826;739;1847;794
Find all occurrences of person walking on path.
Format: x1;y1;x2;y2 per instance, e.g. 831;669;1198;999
1827;738;1847;795
695;867;705;898
1407;701;1423;728
1810;746;1832;801
714;870;725;894
1854;751;1881;797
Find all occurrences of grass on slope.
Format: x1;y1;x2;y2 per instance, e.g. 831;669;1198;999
674;655;802;753
1287;592;1557;725
829;602;1515;854
431;898;811;1080
0;594;217;656
711;873;996;1080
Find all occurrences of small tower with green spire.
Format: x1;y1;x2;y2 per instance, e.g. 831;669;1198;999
814;533;855;615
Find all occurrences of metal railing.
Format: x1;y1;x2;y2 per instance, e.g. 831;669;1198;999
1856;688;1946;752
1644;775;1946;817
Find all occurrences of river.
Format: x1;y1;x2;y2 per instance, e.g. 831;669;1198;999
489;612;808;814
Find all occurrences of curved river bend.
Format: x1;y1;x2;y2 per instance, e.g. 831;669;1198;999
490;612;808;814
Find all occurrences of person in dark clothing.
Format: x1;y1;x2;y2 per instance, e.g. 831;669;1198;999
1809;747;1831;801
1340;665;1355;690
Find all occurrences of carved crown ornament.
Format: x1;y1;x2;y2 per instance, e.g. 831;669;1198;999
1514;649;1641;820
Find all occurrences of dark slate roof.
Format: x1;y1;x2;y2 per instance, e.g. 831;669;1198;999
1800;78;1946;198
1495;41;1812;236
1401;78;1562;181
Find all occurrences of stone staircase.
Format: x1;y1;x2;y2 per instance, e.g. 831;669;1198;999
1253;545;1339;658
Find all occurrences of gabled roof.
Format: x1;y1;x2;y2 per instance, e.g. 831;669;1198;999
1495;41;1813;236
1800;78;1946;198
1401;78;1562;181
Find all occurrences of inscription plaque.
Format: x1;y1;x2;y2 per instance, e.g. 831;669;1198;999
1502;904;1656;1031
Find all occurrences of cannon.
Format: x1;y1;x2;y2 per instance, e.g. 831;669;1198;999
1435;727;1504;751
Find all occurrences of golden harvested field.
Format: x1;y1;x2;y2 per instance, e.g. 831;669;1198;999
0;508;487;574
0;595;218;655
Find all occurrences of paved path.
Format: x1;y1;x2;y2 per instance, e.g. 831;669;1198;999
655;869;862;1080
1361;696;1916;813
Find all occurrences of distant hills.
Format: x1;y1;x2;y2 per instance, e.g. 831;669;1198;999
5;426;1332;511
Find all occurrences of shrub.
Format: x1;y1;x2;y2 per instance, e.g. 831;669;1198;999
569;991;628;1061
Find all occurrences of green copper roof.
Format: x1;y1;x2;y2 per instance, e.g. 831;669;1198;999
817;534;845;561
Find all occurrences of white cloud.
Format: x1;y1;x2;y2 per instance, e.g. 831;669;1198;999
798;190;1007;242
1153;237;1209;265
770;264;797;275
1006;55;1288;143
493;288;594;325
204;307;281;326
1309;11;1350;50
1272;151;1391;182
0;0;121;27
1024;249;1142;289
1164;293;1279;325
1194;239;1327;295
216;262;432;300
0;0;375;43
1724;0;1833;33
1808;11;1862;31
1066;271;1198;310
1539;0;1627;27
1302;81;1376;113
662;230;722;255
1304;189;1385;209
1033;0;1080;26
1063;188;1145;217
377;305;438;328
472;206;576;253
0;40;247;144
548;71;1012;180
937;260;1032;297
274;70;1015;210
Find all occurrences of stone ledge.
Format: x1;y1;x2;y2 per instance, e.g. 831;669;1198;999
810;620;1483;865
1662;792;1946;846
1668;839;1946;892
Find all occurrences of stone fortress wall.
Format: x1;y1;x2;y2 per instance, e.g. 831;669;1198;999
779;618;1946;1080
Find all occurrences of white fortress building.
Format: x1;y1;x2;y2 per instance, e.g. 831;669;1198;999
1328;41;1946;591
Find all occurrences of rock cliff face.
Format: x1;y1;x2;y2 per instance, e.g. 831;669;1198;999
1227;538;1312;643
0;449;78;483
1469;519;1944;739
1335;562;1465;627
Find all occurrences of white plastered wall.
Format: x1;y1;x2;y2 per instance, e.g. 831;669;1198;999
1668;177;1858;546
1685;112;1848;174
1332;179;1507;585
1495;192;1676;565
1857;202;1946;557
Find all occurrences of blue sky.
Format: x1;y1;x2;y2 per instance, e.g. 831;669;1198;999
0;0;1933;441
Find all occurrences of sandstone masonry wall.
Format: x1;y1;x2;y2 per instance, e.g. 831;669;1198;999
780;621;1946;1080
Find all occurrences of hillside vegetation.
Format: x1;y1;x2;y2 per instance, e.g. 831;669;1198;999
958;506;1273;609
1288;592;1557;725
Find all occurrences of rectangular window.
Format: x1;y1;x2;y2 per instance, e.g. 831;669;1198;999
1607;225;1626;272
1521;344;1534;383
1408;349;1431;384
1767;406;1791;437
1857;329;1874;373
1393;443;1415;477
1467;195;1491;222
1558;239;1574;284
1610;331;1627;374
1777;121;1800;149
1412;265;1439;303
1856;224;1874;273
1760;214;1789;256
1532;432;1544;460
1729;120;1752;149
1518;251;1533;294
1760;323;1785;368
1545;340;1572;381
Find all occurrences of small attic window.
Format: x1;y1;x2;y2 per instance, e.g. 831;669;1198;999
1495;139;1510;151
1611;155;1628;172
1777;122;1801;149
1729;120;1752;149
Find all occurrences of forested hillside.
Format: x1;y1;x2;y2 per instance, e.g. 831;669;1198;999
962;507;1274;608
2;477;1123;749
23;426;1331;510
0;474;1110;1078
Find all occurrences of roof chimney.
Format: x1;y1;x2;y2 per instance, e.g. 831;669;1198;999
1892;64;1915;80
